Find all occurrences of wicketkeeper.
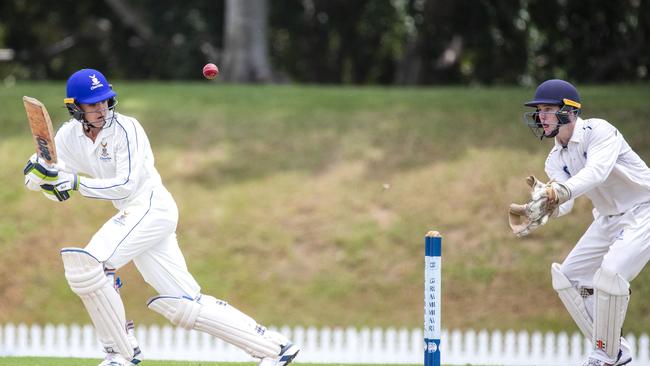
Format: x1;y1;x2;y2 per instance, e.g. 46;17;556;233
23;69;300;366
509;79;650;366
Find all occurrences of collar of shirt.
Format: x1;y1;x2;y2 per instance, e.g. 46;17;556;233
75;117;116;138
554;117;585;148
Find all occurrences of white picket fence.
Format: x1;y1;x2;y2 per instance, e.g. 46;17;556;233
1;323;649;365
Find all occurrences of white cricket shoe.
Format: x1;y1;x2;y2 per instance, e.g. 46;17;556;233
615;337;632;366
258;343;300;366
98;352;132;366
582;337;632;366
98;321;143;366
98;348;142;366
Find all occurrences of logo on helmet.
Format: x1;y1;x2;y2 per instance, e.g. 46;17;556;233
89;74;104;90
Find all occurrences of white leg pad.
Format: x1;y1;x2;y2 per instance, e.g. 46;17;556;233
147;295;287;358
551;263;593;340
61;248;135;360
593;268;630;359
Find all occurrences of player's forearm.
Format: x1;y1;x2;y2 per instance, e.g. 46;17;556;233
78;175;136;200
564;160;615;199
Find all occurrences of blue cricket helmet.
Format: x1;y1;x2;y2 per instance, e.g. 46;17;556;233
524;79;581;109
66;69;116;104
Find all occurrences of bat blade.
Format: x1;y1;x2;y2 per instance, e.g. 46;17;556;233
23;96;57;164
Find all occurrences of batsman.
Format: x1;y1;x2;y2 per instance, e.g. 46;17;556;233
22;69;300;366
509;79;650;366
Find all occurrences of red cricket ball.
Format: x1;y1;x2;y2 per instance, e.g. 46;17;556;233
203;63;219;79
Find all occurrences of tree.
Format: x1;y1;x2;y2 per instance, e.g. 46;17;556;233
222;0;272;82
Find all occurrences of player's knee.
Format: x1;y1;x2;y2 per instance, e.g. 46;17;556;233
147;295;201;329
61;248;109;295
593;268;630;296
550;262;574;290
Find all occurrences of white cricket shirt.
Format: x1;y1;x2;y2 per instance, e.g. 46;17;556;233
55;113;164;210
545;117;650;216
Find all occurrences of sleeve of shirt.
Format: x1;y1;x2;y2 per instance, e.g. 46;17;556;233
564;121;622;199
545;148;574;217
77;120;142;200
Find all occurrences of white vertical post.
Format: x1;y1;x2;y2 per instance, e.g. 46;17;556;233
344;327;358;363
424;231;442;366
16;323;28;356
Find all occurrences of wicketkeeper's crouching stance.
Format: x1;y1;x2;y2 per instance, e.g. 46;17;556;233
509;79;650;366
23;69;300;366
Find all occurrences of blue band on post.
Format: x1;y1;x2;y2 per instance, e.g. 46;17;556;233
425;236;442;257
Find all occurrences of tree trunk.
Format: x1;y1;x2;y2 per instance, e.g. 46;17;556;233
104;0;153;41
394;34;422;85
222;0;272;83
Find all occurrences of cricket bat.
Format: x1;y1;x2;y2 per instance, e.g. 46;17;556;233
23;96;57;164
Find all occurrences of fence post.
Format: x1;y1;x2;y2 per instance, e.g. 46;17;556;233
639;334;649;364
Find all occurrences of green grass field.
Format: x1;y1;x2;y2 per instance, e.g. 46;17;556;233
0;358;424;366
0;358;215;366
0;358;274;366
0;358;428;366
1;82;650;334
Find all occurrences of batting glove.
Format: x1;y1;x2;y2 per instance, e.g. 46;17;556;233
41;171;79;202
23;154;57;189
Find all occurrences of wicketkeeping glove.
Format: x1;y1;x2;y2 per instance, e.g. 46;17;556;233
508;175;571;237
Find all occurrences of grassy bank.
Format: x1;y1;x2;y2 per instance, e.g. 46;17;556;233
1;82;649;333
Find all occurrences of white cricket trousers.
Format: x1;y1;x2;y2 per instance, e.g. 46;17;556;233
84;187;201;298
560;202;650;287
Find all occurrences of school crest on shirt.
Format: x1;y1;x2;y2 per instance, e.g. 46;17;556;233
113;210;129;226
615;229;625;240
99;140;112;162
